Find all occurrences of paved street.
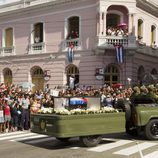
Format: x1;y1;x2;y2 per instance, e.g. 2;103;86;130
0;131;157;158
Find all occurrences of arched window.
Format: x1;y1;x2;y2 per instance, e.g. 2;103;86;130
33;22;43;43
151;25;156;44
5;27;13;47
106;14;120;28
151;68;157;75
138;19;143;40
67;16;79;39
33;68;44;76
66;64;79;86
137;66;145;84
3;68;12;87
104;65;120;86
31;66;44;92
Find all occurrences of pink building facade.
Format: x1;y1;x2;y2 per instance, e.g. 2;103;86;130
0;0;157;91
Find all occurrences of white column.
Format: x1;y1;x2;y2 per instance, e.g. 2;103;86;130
128;13;134;36
156;27;158;45
1;72;4;83
63;72;67;86
98;11;104;36
28;71;32;83
103;11;107;36
96;12;100;36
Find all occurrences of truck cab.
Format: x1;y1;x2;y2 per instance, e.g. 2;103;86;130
125;98;158;140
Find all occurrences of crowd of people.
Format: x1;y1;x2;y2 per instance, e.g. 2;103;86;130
0;84;53;133
106;26;128;37
67;30;79;40
0;82;158;133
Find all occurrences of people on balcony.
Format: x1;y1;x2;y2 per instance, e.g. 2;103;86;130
151;41;157;50
67;30;79;40
34;36;40;43
106;26;128;37
117;28;124;36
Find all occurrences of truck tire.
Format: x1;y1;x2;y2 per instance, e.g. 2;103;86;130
145;119;158;140
79;135;102;147
56;137;70;142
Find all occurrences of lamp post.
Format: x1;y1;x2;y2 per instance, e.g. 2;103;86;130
127;77;132;88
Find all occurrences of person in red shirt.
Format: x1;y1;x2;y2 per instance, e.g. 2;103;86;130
3;100;11;132
0;103;4;133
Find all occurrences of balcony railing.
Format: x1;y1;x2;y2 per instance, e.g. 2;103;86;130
0;46;15;56
28;42;45;54
62;38;82;51
97;35;137;49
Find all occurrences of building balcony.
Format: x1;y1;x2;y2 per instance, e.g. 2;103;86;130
28;42;45;54
62;38;82;51
96;35;137;50
0;46;15;56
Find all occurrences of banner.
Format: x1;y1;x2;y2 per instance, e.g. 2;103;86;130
115;45;124;63
50;89;59;97
68;43;74;62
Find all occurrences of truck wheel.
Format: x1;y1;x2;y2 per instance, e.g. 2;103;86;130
56;137;70;142
145;119;158;140
79;135;102;147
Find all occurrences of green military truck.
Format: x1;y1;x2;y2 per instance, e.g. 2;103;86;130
125;99;158;140
30;96;158;147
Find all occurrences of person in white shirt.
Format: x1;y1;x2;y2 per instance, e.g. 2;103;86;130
117;28;124;36
69;75;75;89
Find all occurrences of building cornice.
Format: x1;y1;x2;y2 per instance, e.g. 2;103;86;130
0;0;80;19
137;0;158;17
0;0;157;20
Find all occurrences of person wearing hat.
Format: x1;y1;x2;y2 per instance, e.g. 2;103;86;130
139;85;149;102
146;85;158;103
130;86;140;104
104;94;113;107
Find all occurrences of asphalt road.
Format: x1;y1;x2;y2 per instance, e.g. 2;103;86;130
0;131;157;158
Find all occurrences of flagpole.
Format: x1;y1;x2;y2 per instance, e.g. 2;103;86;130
124;48;127;87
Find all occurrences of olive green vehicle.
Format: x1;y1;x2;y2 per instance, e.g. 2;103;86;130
125;100;158;140
30;96;158;147
30;96;125;147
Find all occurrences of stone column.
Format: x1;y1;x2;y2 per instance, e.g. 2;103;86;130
99;11;103;36
0;72;4;83
103;11;107;36
128;13;134;36
28;71;32;83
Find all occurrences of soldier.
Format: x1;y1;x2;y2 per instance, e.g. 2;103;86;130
147;84;158;103
130;86;140;104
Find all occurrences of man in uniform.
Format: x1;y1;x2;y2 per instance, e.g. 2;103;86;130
146;84;158;103
130;86;140;104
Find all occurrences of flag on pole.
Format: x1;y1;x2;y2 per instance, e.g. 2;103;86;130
68;43;74;62
114;44;124;63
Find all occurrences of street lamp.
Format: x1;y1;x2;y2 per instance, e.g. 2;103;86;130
127;78;132;87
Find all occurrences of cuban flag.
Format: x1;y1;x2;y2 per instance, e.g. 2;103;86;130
115;45;124;63
70;98;87;105
68;43;74;62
